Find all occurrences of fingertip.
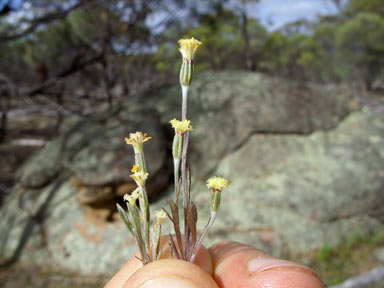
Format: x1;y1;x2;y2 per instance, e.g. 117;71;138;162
104;254;142;288
193;244;213;276
105;236;213;288
249;265;325;288
209;241;273;263
123;259;218;288
209;241;324;288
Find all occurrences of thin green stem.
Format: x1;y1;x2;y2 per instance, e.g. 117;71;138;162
152;224;161;261
135;152;147;172
182;85;188;121
173;158;180;205
138;186;150;261
180;85;191;258
190;211;217;263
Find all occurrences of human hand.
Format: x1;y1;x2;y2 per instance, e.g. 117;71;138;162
105;238;324;288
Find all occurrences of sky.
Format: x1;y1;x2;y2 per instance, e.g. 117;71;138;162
2;0;342;34
0;0;24;12
249;0;340;30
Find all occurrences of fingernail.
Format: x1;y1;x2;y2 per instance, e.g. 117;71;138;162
140;276;200;288
248;258;307;273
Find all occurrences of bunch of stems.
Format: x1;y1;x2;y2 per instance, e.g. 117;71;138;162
117;133;166;265
167;66;220;263
117;37;227;266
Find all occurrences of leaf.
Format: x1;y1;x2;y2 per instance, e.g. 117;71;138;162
126;202;145;251
169;199;184;260
116;204;133;234
187;202;198;257
168;233;181;260
162;207;173;222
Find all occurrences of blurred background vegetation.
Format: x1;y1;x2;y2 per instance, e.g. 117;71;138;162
0;0;383;287
0;0;383;140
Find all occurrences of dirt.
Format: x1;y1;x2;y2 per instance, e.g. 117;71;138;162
0;262;108;288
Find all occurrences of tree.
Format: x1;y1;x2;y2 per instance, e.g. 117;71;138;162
345;0;384;17
335;12;384;89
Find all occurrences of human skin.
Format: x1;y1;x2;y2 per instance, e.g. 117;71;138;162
105;238;325;288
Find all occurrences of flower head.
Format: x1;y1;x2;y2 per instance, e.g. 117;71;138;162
206;176;229;191
178;37;202;60
170;118;193;134
130;168;149;187
131;165;140;173
154;210;168;226
125;132;151;153
124;188;140;206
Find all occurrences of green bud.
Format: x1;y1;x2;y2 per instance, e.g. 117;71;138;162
180;58;194;86
210;190;221;212
172;134;183;160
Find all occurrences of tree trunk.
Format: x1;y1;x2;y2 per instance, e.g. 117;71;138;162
240;10;254;70
0;107;7;142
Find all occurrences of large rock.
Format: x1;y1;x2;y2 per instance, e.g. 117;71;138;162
190;106;384;255
16;105;170;206
0;105;171;275
148;71;356;177
1;71;383;277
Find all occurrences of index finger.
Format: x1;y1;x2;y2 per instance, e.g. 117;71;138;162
209;241;325;288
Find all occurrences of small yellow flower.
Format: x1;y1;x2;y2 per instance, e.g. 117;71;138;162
125;132;151;153
123;188;140;206
170;118;193;134
131;165;140;173
206;176;229;191
178;37;202;60
154;210;168;225
130;170;149;187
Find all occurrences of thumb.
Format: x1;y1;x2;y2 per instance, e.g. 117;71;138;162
209;241;325;288
123;259;218;288
105;235;213;288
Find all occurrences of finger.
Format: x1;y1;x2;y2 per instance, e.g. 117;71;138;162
105;235;212;288
123;259;218;288
209;241;324;288
104;252;142;288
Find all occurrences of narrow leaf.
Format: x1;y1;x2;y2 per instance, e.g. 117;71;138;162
116;204;133;234
169;199;184;260
169;233;181;259
187;201;198;254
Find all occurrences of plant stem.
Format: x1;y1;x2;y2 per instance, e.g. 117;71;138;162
180;85;191;258
173;158;180;205
139;186;150;261
181;85;188;121
135;152;147;172
190;211;217;263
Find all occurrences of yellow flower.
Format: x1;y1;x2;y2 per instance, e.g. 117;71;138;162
154;210;168;225
124;188;140;206
206;176;229;191
130;170;149;187
125;132;151;153
131;165;140;173
170;118;193;134
178;37;202;60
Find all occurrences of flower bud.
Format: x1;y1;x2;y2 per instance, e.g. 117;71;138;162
180;58;194;86
207;176;229;212
178;37;202;87
172;134;183;160
210;190;221;212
